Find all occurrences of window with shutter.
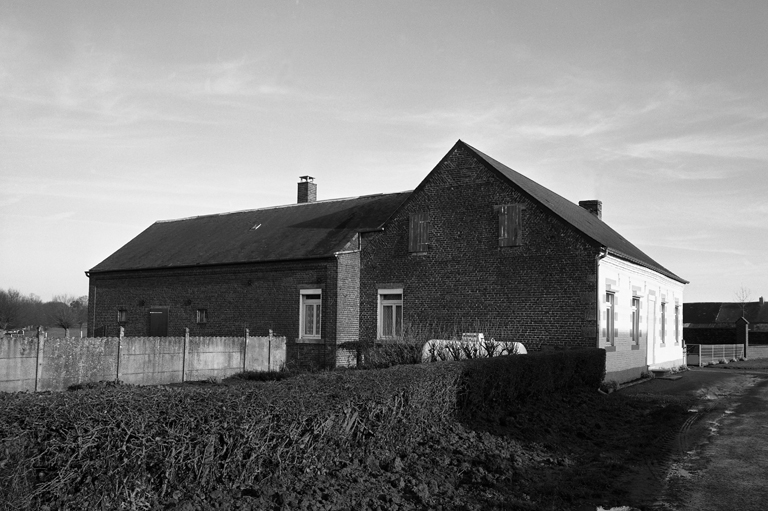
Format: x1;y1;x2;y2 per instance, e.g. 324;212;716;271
496;204;522;246
409;212;429;252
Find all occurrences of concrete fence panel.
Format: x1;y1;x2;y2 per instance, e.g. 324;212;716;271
40;337;119;392
0;337;39;393
269;336;286;371
186;336;243;381
120;337;185;386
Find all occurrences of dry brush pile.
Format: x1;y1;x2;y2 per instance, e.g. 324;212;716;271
1;349;605;510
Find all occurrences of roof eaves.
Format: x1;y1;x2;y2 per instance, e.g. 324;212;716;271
87;253;338;275
605;249;689;284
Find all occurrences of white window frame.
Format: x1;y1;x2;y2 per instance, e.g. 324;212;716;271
674;305;680;344
631;297;641;345
605;292;615;345
660;302;667;344
378;288;403;340
299;289;322;340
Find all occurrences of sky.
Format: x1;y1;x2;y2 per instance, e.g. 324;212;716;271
1;1;766;304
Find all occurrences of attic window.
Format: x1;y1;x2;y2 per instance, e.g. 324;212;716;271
496;204;522;247
409;212;429;253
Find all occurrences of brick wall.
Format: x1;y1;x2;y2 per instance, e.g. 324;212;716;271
359;144;599;350
335;249;360;367
88;258;338;370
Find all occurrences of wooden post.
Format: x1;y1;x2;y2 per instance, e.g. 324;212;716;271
34;326;45;392
116;326;124;382
736;317;749;359
243;328;249;373
182;327;189;382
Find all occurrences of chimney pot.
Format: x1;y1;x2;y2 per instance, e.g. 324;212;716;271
297;176;317;204
579;200;602;219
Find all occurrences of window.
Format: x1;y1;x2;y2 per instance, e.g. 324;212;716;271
300;290;322;339
605;292;615;345
409;212;429;252
378;289;403;339
660;302;667;344
675;305;680;344
496;204;522;247
631;297;640;345
196;309;208;324
117;309;127;323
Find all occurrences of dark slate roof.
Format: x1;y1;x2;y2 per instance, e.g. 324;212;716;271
684;301;768;325
89;192;411;273
461;141;688;283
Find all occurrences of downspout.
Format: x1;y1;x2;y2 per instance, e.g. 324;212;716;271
596;247;608;347
85;271;96;337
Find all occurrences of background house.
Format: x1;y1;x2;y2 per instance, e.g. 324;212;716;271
88;141;687;381
684;297;768;345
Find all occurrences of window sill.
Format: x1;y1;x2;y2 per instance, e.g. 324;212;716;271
409;251;428;256
296;337;323;344
604;346;616;352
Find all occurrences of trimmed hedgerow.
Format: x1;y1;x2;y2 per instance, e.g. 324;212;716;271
0;349;604;509
455;348;606;423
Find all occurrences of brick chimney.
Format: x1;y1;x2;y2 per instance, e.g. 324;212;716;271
297;176;317;204
579;200;602;219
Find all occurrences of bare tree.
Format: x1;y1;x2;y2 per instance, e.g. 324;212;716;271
0;288;24;334
70;295;89;337
735;286;752;319
49;294;78;338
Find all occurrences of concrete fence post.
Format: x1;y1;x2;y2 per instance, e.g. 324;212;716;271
116;326;124;382
34;326;45;392
182;327;190;382
243;328;249;373
736;317;749;359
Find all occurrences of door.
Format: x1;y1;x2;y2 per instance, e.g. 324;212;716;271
149;307;169;336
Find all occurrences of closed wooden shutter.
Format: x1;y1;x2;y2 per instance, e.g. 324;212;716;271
409;212;429;252
497;204;522;246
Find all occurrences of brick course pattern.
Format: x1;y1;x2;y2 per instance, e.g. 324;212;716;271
359;145;600;349
88;258;339;370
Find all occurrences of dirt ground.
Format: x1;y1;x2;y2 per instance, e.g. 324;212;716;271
619;367;768;511
163;363;768;510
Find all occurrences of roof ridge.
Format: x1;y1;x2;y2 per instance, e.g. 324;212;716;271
155;191;413;224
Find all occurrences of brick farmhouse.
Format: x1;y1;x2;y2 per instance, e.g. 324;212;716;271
87;141;687;382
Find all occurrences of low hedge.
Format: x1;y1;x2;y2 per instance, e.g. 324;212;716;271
0;348;605;509
455;348;606;423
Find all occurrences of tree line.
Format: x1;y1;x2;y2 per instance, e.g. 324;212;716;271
0;288;88;338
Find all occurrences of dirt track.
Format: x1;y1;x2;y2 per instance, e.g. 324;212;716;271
619;368;768;510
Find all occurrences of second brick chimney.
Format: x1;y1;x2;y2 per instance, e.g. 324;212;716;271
579;200;602;219
298;176;317;204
